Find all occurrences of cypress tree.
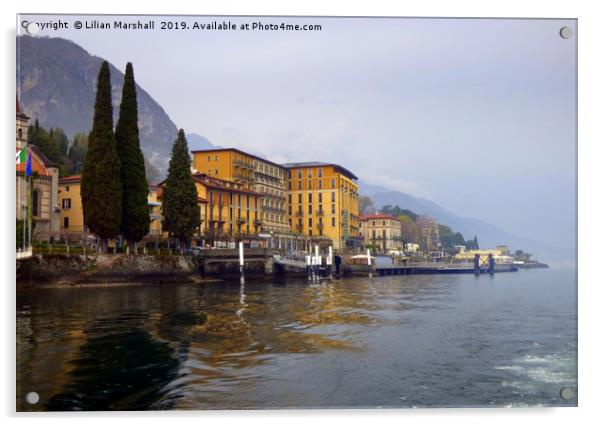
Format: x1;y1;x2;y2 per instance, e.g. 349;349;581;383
81;61;122;252
115;62;150;252
161;129;200;251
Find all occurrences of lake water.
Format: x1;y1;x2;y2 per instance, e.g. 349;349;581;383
16;267;577;410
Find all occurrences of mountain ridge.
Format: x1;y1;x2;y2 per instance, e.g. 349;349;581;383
17;35;181;174
360;182;572;263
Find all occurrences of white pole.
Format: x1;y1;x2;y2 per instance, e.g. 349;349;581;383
239;241;244;276
367;248;372;266
315;244;320;265
328;246;333;265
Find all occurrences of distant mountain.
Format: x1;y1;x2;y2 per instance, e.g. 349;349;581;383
17;35;178;175
360;182;573;263
186;133;221;151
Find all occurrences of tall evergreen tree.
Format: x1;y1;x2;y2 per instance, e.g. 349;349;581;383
115;62;150;252
81;61;122;252
161;129;200;251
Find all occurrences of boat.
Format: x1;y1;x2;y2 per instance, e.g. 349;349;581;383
273;252;308;276
342;254;376;276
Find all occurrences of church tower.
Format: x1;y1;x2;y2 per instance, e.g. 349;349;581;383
16;96;29;149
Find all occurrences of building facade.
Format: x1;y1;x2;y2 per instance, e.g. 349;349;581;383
359;213;403;253
191;148;290;239
282;162;360;250
16;98;60;240
58;175;85;233
191;173;262;245
59;175;166;242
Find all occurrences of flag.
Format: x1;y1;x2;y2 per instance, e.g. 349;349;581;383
26;150;32;177
16;148;26;165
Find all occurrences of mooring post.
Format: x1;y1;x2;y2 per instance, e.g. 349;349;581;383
327;246;333;280
239;241;245;281
306;254;312;281
474;253;481;275
488;254;495;275
314;245;320;280
367;248;373;278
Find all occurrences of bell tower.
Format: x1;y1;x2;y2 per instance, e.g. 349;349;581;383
16;96;29;149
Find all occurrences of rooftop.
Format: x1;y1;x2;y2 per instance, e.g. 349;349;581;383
280;161;359;180
190;147;285;169
192;173;264;197
359;213;400;222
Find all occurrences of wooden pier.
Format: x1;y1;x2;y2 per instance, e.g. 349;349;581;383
375;264;518;276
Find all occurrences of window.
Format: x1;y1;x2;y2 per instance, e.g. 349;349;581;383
208;156;211;161
63;217;69;229
308;169;312;178
331;192;336;202
32;190;39;217
308;205;312;215
215;169;218;175
318;193;322;203
318;168;323;177
297;169;302;179
331;179;336;188
331;204;336;214
308;180;312;190
309;218;313;227
215;155;218;160
65;185;70;192
288;181;292;190
298;193;302;203
17;128;23;140
288;194;292;203
297;181;301;190
318;179;322;189
62;198;71;209
332;217;336;227
308;193;313;203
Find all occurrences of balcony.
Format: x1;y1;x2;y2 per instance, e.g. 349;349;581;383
234;159;254;170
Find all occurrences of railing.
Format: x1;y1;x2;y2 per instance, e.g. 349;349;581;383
234;159;254;169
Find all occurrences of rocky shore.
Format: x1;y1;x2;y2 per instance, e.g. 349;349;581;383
16;253;206;289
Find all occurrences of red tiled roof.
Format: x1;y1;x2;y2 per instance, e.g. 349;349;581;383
59;174;81;184
192;173;263;196
16;96;29;119
359;213;399;221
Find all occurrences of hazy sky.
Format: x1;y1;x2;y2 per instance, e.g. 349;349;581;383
19;15;577;249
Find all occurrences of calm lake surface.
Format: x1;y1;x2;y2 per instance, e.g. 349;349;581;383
17;267;577;410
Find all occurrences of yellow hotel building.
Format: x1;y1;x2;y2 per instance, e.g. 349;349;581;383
282;162;360;250
190;173;263;244
191;148;291;239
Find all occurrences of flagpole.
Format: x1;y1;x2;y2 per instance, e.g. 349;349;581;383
27;173;32;249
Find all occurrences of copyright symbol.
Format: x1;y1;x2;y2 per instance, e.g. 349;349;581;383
74;21;82;29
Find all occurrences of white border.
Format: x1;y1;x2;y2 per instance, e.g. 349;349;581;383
2;1;600;425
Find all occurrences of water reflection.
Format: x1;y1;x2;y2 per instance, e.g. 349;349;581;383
46;327;179;411
17;270;577;410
